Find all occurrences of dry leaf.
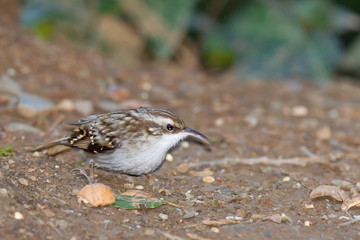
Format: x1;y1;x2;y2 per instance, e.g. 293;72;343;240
42;209;55;218
251;213;291;223
251;214;267;222
341;195;360;211
77;183;115;207
269;214;282;224
309;185;349;202
189;169;214;177
280;213;292;223
176;163;189;173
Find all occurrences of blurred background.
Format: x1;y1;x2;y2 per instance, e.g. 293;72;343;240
19;0;360;83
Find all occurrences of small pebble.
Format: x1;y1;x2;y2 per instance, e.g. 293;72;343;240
244;114;258;127
74;100;93;115
32;152;40;157
14;212;24;220
6;123;43;134
304;221;312;226
183;211;197;219
159;213;168;220
165;153;174;162
210;227;220;233
293;183;301;188
316;126;331;140
135;185;144;190
203;176;215;183
304;203;314;209
18;178;29;186
292;106;308;117
141;82;152;91
181;141;190;148
57;99;75;112
145;229;155;236
17;93;54;118
0;188;9;199
215;118;224;126
282;176;291;182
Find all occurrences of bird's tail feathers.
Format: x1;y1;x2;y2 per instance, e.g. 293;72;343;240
25;138;68;152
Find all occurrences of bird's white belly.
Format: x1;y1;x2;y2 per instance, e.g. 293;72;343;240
93;133;187;175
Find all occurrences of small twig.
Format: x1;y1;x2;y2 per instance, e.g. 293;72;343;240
186;232;212;240
47;222;62;237
189;155;329;169
158;231;185;240
339;216;360;226
300;146;316;157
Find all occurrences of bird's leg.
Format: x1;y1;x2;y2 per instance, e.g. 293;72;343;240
89;159;95;184
143;174;155;186
70;159;95;184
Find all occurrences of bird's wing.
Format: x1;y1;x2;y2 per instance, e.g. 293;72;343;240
68;115;123;153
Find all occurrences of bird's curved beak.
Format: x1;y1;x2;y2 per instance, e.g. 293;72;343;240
184;128;210;145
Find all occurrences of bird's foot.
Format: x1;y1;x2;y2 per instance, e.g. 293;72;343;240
71;160;95;184
143;174;155;186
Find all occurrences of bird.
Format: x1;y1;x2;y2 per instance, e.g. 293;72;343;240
30;107;210;179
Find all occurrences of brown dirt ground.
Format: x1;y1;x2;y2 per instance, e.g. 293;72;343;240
1;1;360;239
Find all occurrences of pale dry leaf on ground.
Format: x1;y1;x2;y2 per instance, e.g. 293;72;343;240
341;195;360;211
269;214;282;223
251;213;292;224
251;214;267;222
309;185;349;202
188;168;214;177
176;163;189;173
77;183;115;207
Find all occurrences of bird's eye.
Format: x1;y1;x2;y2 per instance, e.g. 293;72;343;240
166;124;174;131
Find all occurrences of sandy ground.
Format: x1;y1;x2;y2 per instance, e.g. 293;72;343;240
0;1;360;239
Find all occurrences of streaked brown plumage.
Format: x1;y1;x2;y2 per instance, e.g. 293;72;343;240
31;107;210;176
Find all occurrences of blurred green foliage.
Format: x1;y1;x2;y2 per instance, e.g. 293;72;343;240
19;0;360;82
0;147;14;157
